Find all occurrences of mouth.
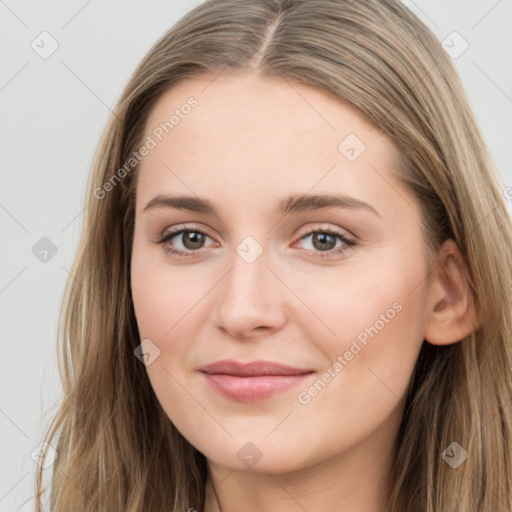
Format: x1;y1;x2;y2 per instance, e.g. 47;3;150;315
199;359;315;401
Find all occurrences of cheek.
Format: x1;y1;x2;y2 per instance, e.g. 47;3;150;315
289;257;419;341
130;241;219;406
130;238;206;339
130;249;209;435
294;245;427;369
303;251;428;403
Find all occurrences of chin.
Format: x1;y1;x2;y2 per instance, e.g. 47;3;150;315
197;438;315;474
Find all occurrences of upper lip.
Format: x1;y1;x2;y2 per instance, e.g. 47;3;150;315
199;359;314;377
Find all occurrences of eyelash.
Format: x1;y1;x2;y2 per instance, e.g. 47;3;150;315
155;226;356;259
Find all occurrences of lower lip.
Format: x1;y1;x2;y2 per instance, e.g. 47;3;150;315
202;373;314;401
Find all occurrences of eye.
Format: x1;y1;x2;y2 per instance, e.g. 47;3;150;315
155;226;216;258
155;225;356;260
293;227;355;258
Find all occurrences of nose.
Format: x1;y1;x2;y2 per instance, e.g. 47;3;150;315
212;242;288;339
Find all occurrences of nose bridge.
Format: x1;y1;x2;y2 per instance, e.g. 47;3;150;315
213;235;285;335
225;238;273;308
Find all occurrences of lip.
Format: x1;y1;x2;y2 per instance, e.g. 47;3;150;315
199;359;315;401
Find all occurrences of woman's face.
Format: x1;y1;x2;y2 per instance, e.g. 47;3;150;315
130;72;431;474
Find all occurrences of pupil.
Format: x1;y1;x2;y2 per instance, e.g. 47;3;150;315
184;231;204;249
314;233;335;251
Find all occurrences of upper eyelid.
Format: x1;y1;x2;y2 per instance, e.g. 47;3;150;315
160;222;353;238
295;224;354;240
159;223;211;238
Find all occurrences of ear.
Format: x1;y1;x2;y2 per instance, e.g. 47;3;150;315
424;239;478;346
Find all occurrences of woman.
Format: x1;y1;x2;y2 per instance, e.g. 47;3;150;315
35;0;512;510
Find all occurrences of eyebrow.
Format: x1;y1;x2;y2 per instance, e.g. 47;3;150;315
143;193;381;217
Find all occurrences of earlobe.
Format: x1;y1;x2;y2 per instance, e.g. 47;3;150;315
424;239;478;346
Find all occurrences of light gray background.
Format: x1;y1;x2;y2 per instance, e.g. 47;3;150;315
1;1;511;510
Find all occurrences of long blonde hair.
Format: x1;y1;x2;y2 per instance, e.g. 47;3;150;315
35;0;512;510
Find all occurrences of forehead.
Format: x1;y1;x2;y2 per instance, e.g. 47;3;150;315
143;71;385;149
136;72;403;216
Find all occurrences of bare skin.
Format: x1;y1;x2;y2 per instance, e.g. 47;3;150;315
130;71;476;512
